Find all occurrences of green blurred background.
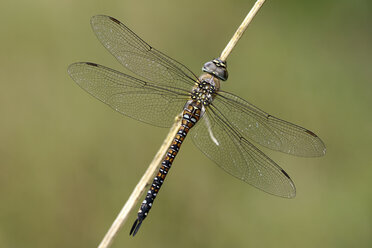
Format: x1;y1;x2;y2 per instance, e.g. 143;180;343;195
1;0;371;247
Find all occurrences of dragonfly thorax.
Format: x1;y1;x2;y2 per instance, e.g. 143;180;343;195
191;74;219;106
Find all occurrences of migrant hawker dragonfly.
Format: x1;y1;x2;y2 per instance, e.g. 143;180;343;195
68;15;326;236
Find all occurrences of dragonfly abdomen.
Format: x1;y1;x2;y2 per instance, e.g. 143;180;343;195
130;100;203;236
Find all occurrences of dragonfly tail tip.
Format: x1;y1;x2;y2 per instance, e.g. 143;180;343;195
129;218;143;237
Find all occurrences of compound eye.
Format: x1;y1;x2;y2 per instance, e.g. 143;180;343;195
202;59;228;81
216;67;228;81
203;61;216;72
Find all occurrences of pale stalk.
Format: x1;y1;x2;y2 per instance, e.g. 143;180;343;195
220;0;266;62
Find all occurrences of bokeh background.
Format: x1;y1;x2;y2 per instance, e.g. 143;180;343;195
1;0;371;247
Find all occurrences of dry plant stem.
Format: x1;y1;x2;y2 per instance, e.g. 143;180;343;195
219;0;266;62
98;115;182;248
98;1;266;247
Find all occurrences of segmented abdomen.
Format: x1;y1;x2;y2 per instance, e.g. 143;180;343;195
130;100;202;236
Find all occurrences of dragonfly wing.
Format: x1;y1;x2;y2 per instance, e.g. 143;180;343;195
90;15;198;90
68;62;189;128
213;91;326;157
190;106;296;198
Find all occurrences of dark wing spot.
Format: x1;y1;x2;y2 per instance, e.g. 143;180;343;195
86;62;98;67
281;169;291;179
109;16;121;24
305;129;318;137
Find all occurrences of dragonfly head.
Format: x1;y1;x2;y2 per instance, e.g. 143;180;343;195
202;58;228;81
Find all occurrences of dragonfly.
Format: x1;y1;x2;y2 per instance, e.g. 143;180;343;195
68;15;326;236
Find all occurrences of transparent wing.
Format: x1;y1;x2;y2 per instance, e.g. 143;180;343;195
90;15;199;90
68;62;189;127
213;91;326;157
191;106;296;198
